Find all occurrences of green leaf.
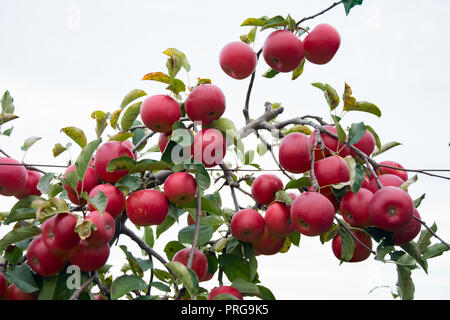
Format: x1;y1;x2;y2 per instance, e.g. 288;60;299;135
417;223;437;253
107;156;136;173
163;241;186;261
120;89;147;110
400;242;428;273
170;123;193;147
256;285;276;300
119;245;146;277
365;125;381;150
121;102;142;131
274;190;293;205
320;224;339;244
134;159;170;173
288;230;301;247
166;79;186;95
115;174;142;193
108;131;135;142
166;261;199;298
218;254;251;282
88;190;107;215
240;17;267;27
75;138;102;182
91;110;109;139
149;281;171;293
371;141;402;157
163;48;191;73
312;82;340;111
346;101;381;118
1;90;15;114
37;172;55;195
339;227;356;263
152;269;175;284
52;143;68;157
143;226;154;248
330;115;346;143
260;15;287;31
74;218;97;240
262;68;279;79
396;265;415;300
244;150;255;165
178;225;214;247
0;226;42;250
61;126;87;149
38;265;90;300
351;163;365;194
342;0;364;16
4;245;23;265
0;113;18;125
414;194;426;209
142;72;170;83
21;136;41;151
110;274;147;300
284;177;311;190
347;122;366;146
184;196;221;215
247;26;257;43
422;243;450;259
156;216;175;239
2;126;13;136
4;196;42;225
291;58;305;80
110;109;122;129
5;264;39;293
231;278;259;296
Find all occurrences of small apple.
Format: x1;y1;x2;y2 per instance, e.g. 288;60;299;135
378;161;408;181
94;141;134;184
126;189;168;226
84;210;115;247
392;208;421;245
63;164;100;205
251;174;284;205
172;248;208;281
278;133;311;174
252;227;286;256
314;156;350;194
367;173;404;194
265;202;295;236
309;126;349;160
230;209;265;243
41;212;80;253
262;30;304;72
192;128;226;168
121;140;138;160
158;132;171;153
140;94;181;133
340;188;374;228
0;273;7;300
0;157;27;196
219;41;257;80
332;230;372;262
27;237;67;276
88;184;126;219
69;240;110;272
208;286;243;300
184;84;226;126
350;129;376;158
15;169;42;199
163;172;197;205
304;23;341;65
6;284;38;300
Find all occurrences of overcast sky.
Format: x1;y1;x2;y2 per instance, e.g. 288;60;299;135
1;0;449;299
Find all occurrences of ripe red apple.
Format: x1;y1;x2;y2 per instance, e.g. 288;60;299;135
0;157;27;196
290;192;335;236
6;284;38;300
219;41;257;80
184;84;226;126
309;126;349;160
230;209;265;243
84;210;115;247
93;294;106;300
251;174;284;205
378;161;408;181
0;273;7;300
26;237;67;276
192;128;226;168
367;173;404;194
262;30;304;72
63;164;100;205
172;248;208;280
69;240;110;272
265;202;295;236
350;129;376;158
314;156;350;194
253;227;286;256
332;230;372;262
94;141;134;184
163;172;197;205
361;175;370;189
208;286;243;300
158;132;171;152
393;208;421;246
278;133;311;174
121;140;138;160
126;189;168;226
42;212;80;253
304;23;341;65
369;186;414;231
15;169;42;199
140;94;181;133
340;188;374;228
88;184;126;219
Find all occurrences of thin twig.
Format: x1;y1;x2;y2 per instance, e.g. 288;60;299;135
69;274;96;300
413;216;450;250
187;187;202;268
296;1;343;26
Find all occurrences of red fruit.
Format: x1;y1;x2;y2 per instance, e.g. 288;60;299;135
262;30;304;72
27;237;67;276
121;140;138;160
290;192;335;236
369;186;414;231
84;211;115;247
69;240;110;272
378;161;408;181
94;141;134;184
367;174;404;194
172;248;208;280
126;189;168;226
208;286;243;300
265;202;295;236
304;23;341;65
6;284;38;300
251;174;284;205
361;175;370;189
314;156;350;194
332;230;372;262
94;294;106;300
278;133;311;174
309;126;349;160
219;41;257;80
42;212;80;253
184;84;226;126
164;172;197;205
192;128;226;168
0;273;7;300
140;95;181;133
340;188;374;228
158;132;171;153
230;209;265;243
88;184;126;219
200;271;215;282
350;130;376;158
0;157;27;196
63;164;100;205
253;227;286;256
393;209;422;245
15;169;42;199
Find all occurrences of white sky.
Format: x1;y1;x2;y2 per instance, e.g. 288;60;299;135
1;0;449;299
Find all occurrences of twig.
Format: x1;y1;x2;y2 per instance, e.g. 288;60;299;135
413;216;450;250
187;187;202;269
131;131;156;153
296;1;343;27
219;163;240;212
69;274;96;300
93;271;111;299
335;217;376;255
243;49;263;124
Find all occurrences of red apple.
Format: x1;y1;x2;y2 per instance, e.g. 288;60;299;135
378;161;408;181
41;212;80;253
253;227;286;256
69;240;110;272
219;41;257;80
6;284;38;300
350;129;375;158
121;140;138;160
0;273;7;300
27;237;67;276
208;286;243;300
158;132;171;152
192;128;226;168
361;175;370;189
367;173;404;194
94;141;134;184
84;210;115;247
290;192;335;236
332;230;372;262
88;184;126;219
369;186;414;231
262;30;304;72
163;172;197;205
184;84;226;126
63;164;100;205
172;248;208;281
304;23;341;65
265;202;295;236
140;94;181;133
126;189;168;226
15;169;42;199
0;157;27;196
393;209;422;246
251;174;284;205
309;126;349;160
278;133;311;174
314;156;350;194
230;209;265;243
340;188;374;228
